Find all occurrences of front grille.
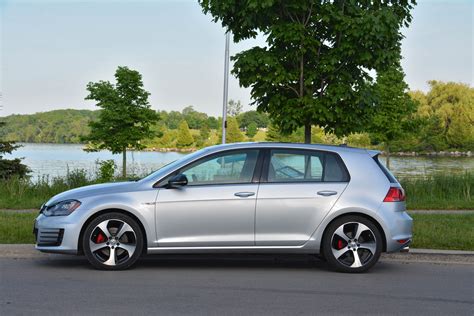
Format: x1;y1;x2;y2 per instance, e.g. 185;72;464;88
36;228;64;246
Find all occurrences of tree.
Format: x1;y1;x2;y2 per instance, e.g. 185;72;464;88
206;116;219;129
195;123;211;147
246;122;258;139
236;110;269;129
0;122;30;179
227;99;243;117
82;66;159;177
176;120;194;148
164;111;183;129
226;117;244;143
181;106;206;129
199;123;211;141
368;63;417;169
423;81;473;150
200;0;416;143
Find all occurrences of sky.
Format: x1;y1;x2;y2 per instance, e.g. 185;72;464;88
0;0;472;117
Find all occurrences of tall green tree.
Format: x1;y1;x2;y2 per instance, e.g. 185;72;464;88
226;117;244;143
423;81;473;150
82;66;159;177
176;120;194;148
368;63;417;169
200;0;416;143
246;122;258;139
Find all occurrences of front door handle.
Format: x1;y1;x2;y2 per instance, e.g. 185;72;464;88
234;192;255;198
317;190;338;197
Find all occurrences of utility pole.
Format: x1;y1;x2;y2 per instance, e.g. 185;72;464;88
221;32;230;144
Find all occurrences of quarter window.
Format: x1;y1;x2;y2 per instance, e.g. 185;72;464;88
268;150;349;182
181;150;259;185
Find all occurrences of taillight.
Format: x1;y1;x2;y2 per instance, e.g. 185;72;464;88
383;187;406;202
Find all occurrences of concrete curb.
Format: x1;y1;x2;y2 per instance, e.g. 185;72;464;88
408;248;474;255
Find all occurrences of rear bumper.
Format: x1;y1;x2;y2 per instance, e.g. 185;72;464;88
377;202;413;253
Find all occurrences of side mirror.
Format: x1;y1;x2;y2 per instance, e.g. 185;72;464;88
168;174;188;188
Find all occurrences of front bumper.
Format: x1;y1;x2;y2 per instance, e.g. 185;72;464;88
34;213;82;254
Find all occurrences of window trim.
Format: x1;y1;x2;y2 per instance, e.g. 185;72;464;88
260;148;350;184
153;148;264;188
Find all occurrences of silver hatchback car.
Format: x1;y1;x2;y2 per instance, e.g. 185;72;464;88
34;143;412;272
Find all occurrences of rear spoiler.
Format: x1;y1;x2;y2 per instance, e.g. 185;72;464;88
367;150;381;157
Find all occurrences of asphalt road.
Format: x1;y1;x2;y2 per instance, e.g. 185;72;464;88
1;255;473;315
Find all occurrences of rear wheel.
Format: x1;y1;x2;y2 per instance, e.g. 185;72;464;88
83;212;144;270
323;215;382;273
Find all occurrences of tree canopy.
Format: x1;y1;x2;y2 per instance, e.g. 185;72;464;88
82;66;159;177
200;0;416;143
176;120;195;148
413;81;474;150
368;62;417;167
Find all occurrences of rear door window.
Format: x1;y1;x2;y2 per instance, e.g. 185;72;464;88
267;149;349;183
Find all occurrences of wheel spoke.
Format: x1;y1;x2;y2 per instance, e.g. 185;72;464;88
334;226;349;242
97;220;111;238
90;242;107;253
117;222;134;239
332;248;349;259
350;251;363;268
359;242;376;255
117;243;136;257
103;247;117;266
354;223;369;240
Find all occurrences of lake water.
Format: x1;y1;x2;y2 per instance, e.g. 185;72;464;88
5;143;473;180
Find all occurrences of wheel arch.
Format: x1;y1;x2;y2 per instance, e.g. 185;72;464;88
77;208;148;255
320;212;387;253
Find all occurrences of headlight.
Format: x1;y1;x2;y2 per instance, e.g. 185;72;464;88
43;200;81;216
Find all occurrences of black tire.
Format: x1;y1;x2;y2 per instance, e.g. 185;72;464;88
322;215;382;273
83;212;144;270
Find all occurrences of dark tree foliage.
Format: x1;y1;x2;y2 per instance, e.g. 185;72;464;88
0;122;30;179
368;62;417;168
200;0;416;143
237;110;269;129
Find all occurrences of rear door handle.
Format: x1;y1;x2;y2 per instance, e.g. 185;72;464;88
317;190;338;197
234;192;255;198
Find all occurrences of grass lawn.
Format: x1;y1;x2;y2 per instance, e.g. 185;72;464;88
410;213;474;251
0;211;37;244
1;211;473;251
400;172;473;210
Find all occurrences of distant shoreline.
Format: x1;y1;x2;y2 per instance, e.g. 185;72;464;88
15;142;473;157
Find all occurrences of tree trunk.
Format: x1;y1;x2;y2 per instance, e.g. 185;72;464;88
385;144;391;170
304;121;311;144
122;148;127;178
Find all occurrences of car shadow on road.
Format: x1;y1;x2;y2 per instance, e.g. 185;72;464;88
35;253;335;271
34;253;398;273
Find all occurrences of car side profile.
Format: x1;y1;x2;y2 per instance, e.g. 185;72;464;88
34;142;412;272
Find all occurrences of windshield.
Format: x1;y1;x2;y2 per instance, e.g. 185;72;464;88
138;148;210;183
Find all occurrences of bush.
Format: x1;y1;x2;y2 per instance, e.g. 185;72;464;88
96;159;116;183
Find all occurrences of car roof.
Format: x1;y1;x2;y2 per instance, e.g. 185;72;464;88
204;142;377;156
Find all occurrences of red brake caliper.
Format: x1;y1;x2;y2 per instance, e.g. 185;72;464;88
96;232;106;244
337;239;344;250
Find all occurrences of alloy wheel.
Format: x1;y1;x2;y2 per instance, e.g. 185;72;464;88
89;219;137;266
330;222;377;268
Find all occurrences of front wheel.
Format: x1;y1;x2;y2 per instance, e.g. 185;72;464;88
83;212;144;270
322;215;382;273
